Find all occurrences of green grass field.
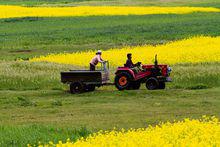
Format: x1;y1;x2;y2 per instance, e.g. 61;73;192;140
0;0;220;146
1;88;220;145
1;13;220;60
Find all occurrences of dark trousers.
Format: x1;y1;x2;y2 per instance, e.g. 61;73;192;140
90;63;95;71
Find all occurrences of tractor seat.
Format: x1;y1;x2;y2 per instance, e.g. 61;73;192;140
124;64;130;68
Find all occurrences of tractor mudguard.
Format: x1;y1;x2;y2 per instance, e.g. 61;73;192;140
115;68;135;79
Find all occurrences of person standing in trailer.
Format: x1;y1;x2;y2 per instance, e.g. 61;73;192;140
90;50;105;71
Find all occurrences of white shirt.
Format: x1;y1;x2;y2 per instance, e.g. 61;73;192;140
90;55;103;65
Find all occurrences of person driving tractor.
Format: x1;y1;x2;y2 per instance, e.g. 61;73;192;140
90;50;105;71
125;53;143;73
125;53;134;68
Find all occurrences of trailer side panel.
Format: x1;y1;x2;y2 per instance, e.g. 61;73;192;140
61;71;102;84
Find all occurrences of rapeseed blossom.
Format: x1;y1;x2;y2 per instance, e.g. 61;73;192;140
40;116;220;146
30;36;220;66
0;5;220;19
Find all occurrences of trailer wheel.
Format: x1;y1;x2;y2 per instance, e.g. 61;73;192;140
158;82;165;89
70;82;84;94
146;77;159;90
85;85;95;92
115;72;132;90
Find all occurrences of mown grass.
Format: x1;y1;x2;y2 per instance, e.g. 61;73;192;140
1;12;220;60
0;87;220;146
0;125;90;146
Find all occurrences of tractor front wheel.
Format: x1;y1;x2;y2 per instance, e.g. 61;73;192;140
70;82;84;94
115;72;132;90
146;77;159;90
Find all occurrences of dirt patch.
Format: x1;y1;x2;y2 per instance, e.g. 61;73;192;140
159;0;197;2
3;17;43;23
10;50;32;53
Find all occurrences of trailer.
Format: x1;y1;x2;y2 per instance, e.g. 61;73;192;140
61;61;110;94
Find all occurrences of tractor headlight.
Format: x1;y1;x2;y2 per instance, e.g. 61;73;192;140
167;67;172;75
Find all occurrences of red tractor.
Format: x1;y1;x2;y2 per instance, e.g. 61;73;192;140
61;55;171;93
114;55;172;90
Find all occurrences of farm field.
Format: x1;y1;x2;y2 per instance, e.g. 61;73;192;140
1;87;220;145
2;13;220;60
0;0;220;146
1;0;220;7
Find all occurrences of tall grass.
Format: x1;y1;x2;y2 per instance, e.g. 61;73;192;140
171;63;220;89
0;61;73;90
0;61;219;90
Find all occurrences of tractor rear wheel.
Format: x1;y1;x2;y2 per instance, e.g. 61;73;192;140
70;82;84;94
146;77;159;90
115;72;132;90
158;82;166;89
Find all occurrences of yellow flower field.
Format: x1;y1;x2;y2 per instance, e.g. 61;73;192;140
39;116;220;147
30;36;220;67
0;5;220;19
